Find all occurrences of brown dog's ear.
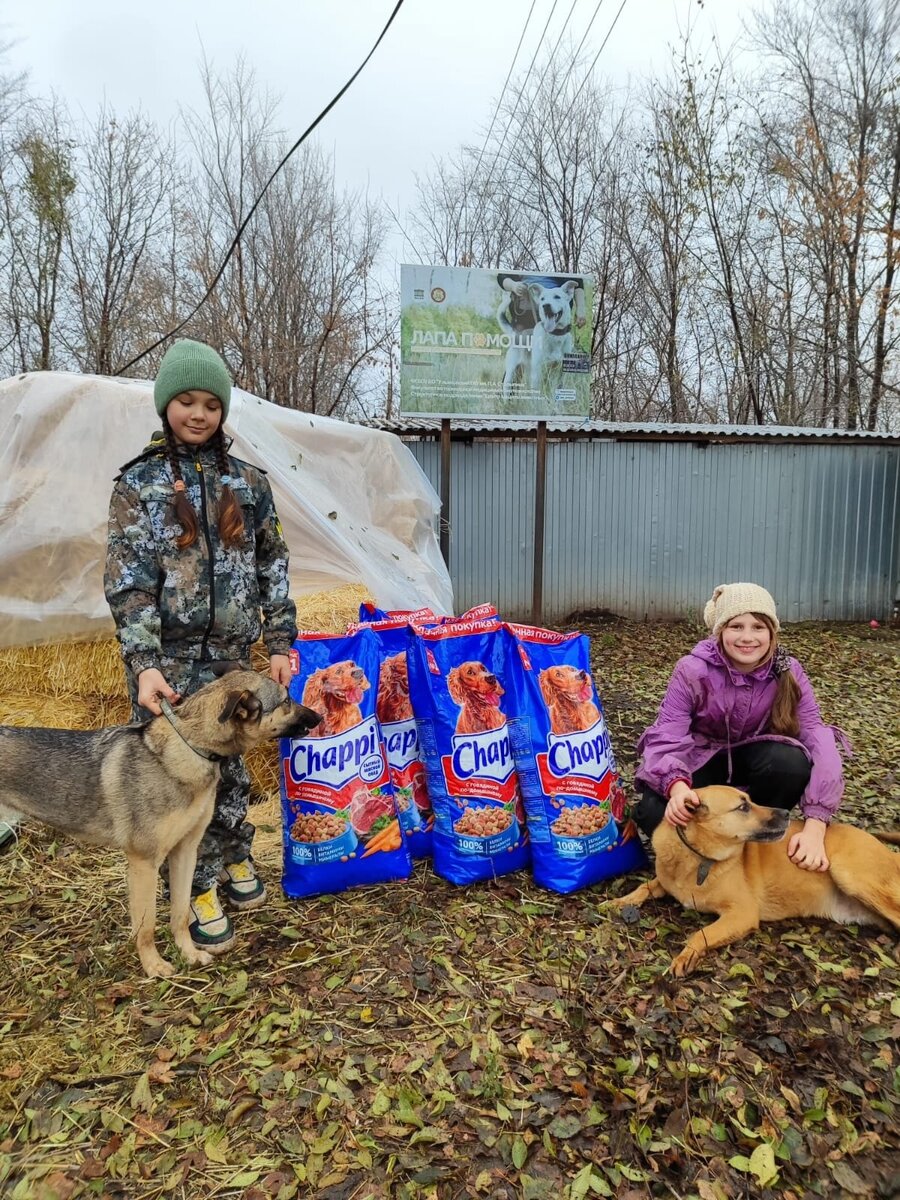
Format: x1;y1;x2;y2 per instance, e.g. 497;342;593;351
301;671;325;712
539;669;555;706
447;667;465;705
218;689;263;724
209;660;243;678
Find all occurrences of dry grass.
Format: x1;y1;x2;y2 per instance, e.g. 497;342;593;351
1;618;898;1199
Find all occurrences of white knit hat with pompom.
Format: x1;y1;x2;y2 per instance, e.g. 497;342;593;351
703;582;779;637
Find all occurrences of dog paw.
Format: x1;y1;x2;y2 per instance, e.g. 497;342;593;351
143;958;176;979
670;948;701;977
187;950;214;968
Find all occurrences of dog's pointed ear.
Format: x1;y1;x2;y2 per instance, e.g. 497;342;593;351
447;667;464;704
539;669;555;706
218;689;262;724
528;282;543;301
209;660;243;678
563;280;577;298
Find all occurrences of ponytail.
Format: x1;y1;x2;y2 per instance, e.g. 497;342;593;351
769;670;801;738
163;420;199;549
162;420;245;551
758;614;801;738
211;427;246;549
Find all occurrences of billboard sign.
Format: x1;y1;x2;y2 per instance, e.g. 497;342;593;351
400;264;593;419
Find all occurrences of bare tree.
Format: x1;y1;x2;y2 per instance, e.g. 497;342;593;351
180;58;391;414
63;105;176;374
0;99;74;371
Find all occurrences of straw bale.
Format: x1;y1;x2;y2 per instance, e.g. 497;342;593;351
0;691;131;730
0;582;372;798
0;584;371;697
294;583;370;633
0;638;126;699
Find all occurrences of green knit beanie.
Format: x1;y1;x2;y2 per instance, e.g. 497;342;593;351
153;340;232;420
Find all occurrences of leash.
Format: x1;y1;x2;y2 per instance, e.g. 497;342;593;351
159;698;228;763
675;824;717;886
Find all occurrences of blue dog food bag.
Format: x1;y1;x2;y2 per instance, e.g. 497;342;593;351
503;623;647;893
280;627;412;897
347;615;434;860
407;617;530;885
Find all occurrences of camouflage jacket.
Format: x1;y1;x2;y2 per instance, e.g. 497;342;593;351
105;432;298;678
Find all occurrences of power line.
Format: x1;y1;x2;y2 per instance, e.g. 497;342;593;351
462;0;538;257
568;0;608;73
569;0;629;110
469;0;630;265
116;0;407;376
464;0;564;258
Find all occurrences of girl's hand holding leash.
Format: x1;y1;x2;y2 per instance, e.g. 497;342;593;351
269;654;292;687
665;780;701;827
788;819;830;872
137;668;180;716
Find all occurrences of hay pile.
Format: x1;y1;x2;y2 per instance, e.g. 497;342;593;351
0;584;371;808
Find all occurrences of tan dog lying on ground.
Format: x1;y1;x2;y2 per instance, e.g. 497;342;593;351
613;785;900;977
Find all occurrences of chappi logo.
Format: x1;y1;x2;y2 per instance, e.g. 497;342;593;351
289;717;383;788
545;721;613;780
450;726;515;783
381;718;420;769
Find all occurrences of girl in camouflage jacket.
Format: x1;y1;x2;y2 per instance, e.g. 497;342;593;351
104;340;298;954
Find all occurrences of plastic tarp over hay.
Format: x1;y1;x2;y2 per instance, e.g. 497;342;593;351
0;371;453;648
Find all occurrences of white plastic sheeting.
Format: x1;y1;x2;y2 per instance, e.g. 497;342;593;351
0;371;453;648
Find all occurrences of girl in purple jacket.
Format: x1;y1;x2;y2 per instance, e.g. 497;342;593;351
634;582;846;872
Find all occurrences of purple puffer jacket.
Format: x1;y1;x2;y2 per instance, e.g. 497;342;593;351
634;639;848;823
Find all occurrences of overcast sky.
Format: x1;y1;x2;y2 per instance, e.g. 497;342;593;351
2;0;759;269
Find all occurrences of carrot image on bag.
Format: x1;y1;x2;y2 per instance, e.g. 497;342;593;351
407;617;530;885
279;627;412;897
504;622;647;894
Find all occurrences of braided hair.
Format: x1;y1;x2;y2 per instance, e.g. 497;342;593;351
162;419;245;550
757;614;801;738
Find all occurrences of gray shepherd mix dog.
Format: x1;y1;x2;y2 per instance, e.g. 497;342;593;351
0;669;319;978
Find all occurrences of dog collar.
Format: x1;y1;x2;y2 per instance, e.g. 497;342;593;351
548;324;572;336
159;698;228;763
675;825;716;886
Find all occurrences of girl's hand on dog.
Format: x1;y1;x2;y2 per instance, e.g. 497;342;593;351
137;668;180;715
269;654;292;687
788;819;830;871
665;781;702;826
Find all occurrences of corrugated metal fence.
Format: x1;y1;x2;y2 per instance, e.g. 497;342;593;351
403;432;900;622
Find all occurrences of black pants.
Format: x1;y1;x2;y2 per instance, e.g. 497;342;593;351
634;742;811;839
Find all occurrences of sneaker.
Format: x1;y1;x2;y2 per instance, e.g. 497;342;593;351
219;859;267;911
0;820;17;854
188;887;235;954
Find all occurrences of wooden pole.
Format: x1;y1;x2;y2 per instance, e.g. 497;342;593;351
532;420;547;624
440;418;451;567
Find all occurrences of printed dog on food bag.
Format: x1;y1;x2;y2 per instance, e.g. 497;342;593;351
301;661;370;737
539;665;601;734
376;653;414;724
612;785;900;978
0;669;320;978
447;662;507;735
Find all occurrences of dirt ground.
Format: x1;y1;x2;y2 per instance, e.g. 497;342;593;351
1;618;898;1200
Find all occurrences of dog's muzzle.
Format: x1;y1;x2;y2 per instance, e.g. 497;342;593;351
285;705;322;737
749;808;791;843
